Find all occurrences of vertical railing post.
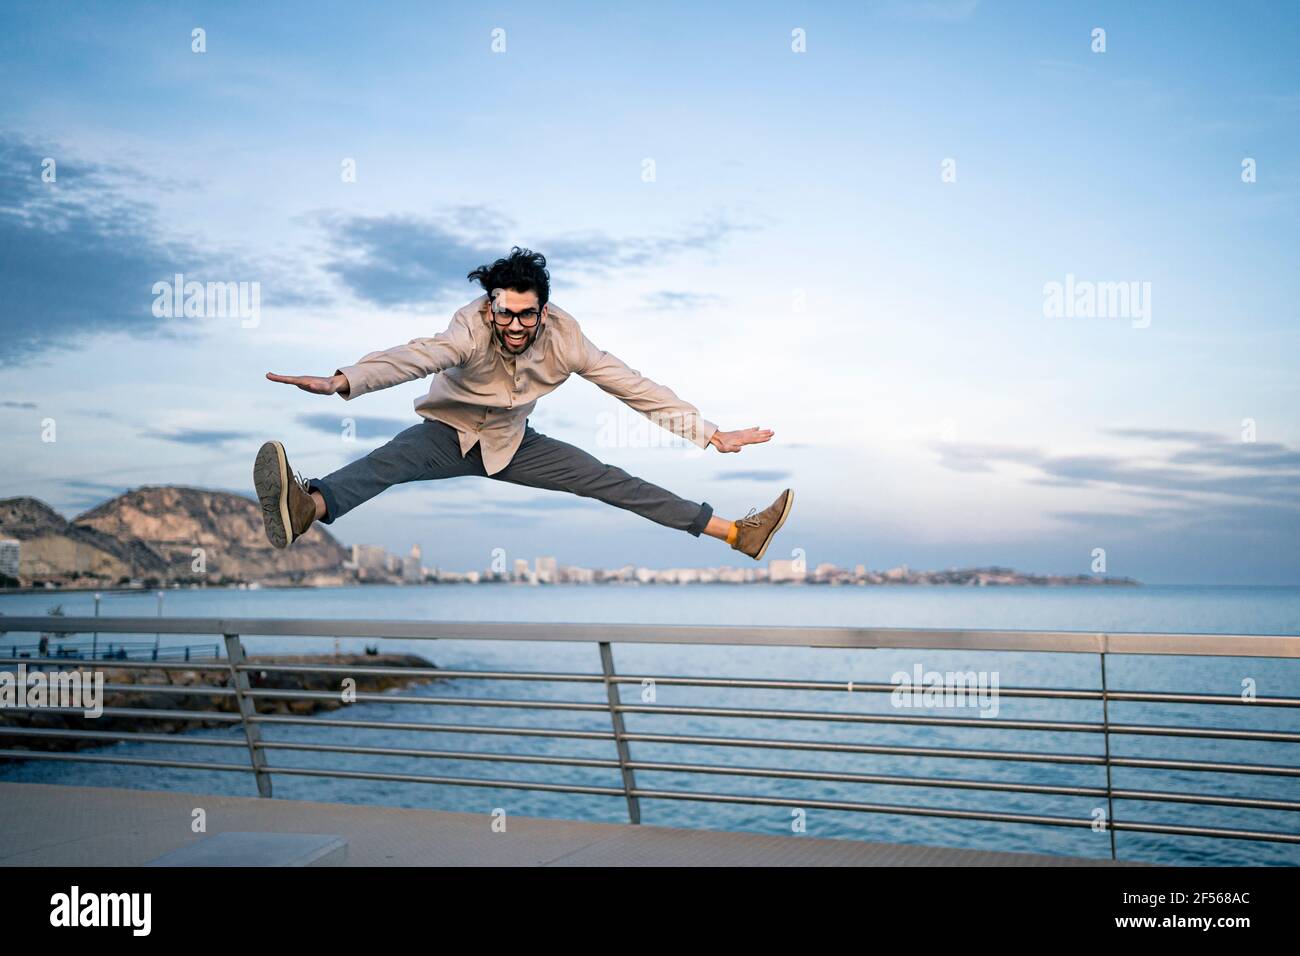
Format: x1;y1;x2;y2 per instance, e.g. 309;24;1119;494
223;633;272;798
598;641;641;824
1099;650;1117;861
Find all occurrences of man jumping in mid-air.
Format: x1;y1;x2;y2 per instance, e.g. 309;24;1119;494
254;247;793;560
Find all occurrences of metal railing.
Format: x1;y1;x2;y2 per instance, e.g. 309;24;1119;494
1;616;1298;861
2;638;222;662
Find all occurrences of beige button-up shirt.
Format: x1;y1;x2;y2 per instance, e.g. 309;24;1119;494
336;294;718;475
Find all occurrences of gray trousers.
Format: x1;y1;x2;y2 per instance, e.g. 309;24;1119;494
309;419;713;536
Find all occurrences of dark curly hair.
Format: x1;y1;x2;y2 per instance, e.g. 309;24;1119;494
467;247;550;306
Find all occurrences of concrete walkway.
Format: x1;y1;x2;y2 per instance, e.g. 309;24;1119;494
0;782;1123;866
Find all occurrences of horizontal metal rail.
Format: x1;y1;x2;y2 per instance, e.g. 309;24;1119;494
621;730;1300;776
221;660;1300;708
0;750;252;772
2;615;1298;862
256;739;623;770
9;678;1296;744
91;683;239;697
239;663;585;682
0;655;232;673
3;616;1298;657
2;704;242;723
621;788;1300;845
251;714;616;740
242;688;610;711
621;759;1300;812
268;764;628;797
0;727;249;748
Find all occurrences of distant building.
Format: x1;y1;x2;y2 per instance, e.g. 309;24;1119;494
559;565;595;584
768;558;806;583
534;556;557;583
512;558;530;582
0;539;19;580
351;544;388;571
813;562;840;582
402;545;422;583
716;565;752;584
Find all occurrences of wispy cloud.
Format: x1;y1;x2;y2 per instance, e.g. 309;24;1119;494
371;486;602;520
316;209;501;309
642;291;723;311
490;497;596;511
933;442;1043;474
297;412;414;439
0;132;202;364
141;427;256;446
0;132;319;365
317;206;751;309
935;431;1300;509
1104;427;1224;444
541;215;749;270
58;478;132;510
713;470;792;482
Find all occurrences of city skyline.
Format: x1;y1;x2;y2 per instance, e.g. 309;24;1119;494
339;539;1135;588
0;528;1139;591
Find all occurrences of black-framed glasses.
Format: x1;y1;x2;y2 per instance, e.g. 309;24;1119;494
491;306;542;328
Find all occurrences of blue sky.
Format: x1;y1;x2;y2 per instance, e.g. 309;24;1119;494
1;0;1298;583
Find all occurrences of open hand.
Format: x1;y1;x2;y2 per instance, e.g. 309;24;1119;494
709;426;774;453
266;372;347;395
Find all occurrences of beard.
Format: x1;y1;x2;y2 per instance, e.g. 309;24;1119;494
493;323;540;354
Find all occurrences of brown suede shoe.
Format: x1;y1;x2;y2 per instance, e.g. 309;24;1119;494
254;440;317;549
731;489;794;561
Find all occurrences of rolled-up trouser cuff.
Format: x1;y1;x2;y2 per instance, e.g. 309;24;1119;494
307;478;341;525
686;501;713;537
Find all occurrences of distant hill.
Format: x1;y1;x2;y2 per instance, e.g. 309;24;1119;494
0;486;349;585
0;496;166;581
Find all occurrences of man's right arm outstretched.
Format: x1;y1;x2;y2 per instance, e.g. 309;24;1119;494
266;311;477;399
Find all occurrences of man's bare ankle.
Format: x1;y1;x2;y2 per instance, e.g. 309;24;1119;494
703;515;732;540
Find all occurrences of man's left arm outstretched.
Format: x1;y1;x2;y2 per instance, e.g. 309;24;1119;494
574;331;774;454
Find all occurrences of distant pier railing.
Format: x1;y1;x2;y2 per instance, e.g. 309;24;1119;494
2;638;222;663
1;616;1298;862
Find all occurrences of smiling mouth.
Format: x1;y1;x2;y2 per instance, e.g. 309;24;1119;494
503;331;529;348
